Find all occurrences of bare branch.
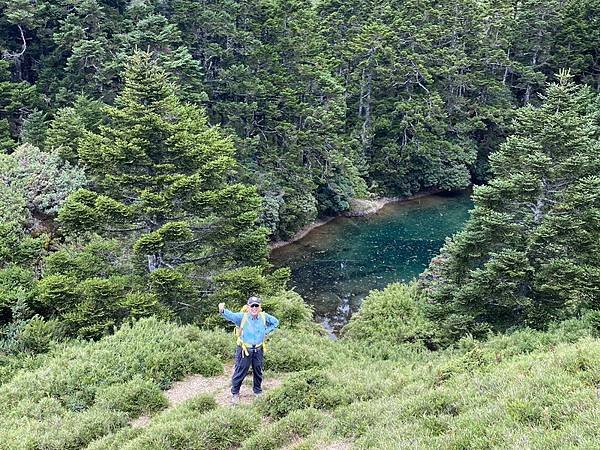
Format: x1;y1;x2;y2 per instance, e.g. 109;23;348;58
2;25;27;60
102;226;146;233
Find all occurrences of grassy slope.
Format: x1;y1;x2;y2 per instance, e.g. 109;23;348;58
2;289;600;449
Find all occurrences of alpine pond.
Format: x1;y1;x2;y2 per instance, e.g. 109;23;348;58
270;192;473;333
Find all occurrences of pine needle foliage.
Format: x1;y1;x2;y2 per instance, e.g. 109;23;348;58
423;77;600;340
59;51;269;314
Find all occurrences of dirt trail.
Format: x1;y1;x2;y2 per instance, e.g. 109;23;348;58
131;364;284;428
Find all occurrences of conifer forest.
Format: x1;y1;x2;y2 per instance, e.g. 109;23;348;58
0;0;599;448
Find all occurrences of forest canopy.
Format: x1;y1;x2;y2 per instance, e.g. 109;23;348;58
0;0;599;350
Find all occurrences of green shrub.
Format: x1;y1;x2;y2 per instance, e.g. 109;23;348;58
36;274;78;315
0;352;45;385
179;326;235;361
458;318;595;365
261;291;317;330
0;264;36;310
1;144;87;218
210;266;290;309
19;315;58;354
0;318;223;447
7;307;600;449
121;407;260;450
43;239;127;280
555;339;600;386
84;428;143;450
341;283;435;348
329;358;414;400
95;376;168;417
85;396;219;450
0;221;45;267
156;394;218;423
277;191;318;240
1;297;60;356
265;329;342;372
332;396;405;439
260;369;339;418
352;423;432;449
241;408;328;450
176;395;218;414
0;406;128;450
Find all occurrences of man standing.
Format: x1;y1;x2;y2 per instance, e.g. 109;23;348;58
218;296;279;405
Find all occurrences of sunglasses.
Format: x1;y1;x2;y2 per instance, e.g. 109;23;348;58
250;304;260;308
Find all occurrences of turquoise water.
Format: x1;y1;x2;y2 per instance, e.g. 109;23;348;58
270;192;473;333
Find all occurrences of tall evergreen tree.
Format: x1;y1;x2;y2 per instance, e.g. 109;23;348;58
422;76;600;341
59;52;268;314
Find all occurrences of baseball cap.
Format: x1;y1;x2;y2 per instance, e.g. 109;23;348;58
247;296;261;306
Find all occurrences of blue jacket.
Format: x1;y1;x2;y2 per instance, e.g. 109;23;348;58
221;309;279;346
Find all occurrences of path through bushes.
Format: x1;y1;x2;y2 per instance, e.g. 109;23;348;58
131;364;284;428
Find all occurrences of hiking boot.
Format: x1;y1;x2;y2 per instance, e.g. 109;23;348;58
231;394;240;405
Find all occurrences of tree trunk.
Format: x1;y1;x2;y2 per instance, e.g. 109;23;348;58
147;254;159;272
359;64;373;154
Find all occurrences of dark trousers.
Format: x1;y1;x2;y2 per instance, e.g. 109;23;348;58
231;346;263;395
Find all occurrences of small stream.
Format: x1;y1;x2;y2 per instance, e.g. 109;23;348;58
270;192;473;334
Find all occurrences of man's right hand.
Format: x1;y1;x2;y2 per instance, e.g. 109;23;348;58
218;303;225;313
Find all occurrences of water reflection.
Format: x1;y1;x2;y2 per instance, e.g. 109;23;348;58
270;192;473;334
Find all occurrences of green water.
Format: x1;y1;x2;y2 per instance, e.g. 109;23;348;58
270;192;473;333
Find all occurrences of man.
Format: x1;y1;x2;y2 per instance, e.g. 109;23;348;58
218;296;279;405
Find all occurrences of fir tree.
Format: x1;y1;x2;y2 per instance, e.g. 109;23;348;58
59;51;268;315
423;75;600;341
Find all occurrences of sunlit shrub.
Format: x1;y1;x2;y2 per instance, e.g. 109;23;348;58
262;291;318;331
179;326;235;361
18;315;58;354
341;283;436;349
85;396;219;450
260;369;340;418
85;428;143;450
95;376;168;417
0;406;128;450
332;396;405;439
121;407;260;450
240;408;328;450
3;144;86;218
265;329;341;372
0;318;223;447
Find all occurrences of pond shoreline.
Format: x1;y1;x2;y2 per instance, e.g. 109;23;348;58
269;188;442;251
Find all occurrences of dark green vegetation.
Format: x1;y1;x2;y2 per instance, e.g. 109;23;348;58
1;0;600;447
2;0;600;234
422;77;600;343
1;0;599;344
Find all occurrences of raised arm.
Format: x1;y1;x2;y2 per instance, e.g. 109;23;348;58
218;303;244;326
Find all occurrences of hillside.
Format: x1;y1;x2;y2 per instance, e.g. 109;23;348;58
0;1;599;448
2;287;600;449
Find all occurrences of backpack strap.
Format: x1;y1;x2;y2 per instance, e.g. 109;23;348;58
260;312;268;354
236;312;250;357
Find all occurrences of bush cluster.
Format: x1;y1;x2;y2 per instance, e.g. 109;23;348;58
240;408;328;450
0;318;224;449
119;406;260;450
341;283;436;351
3;286;600;449
265;329;341;372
